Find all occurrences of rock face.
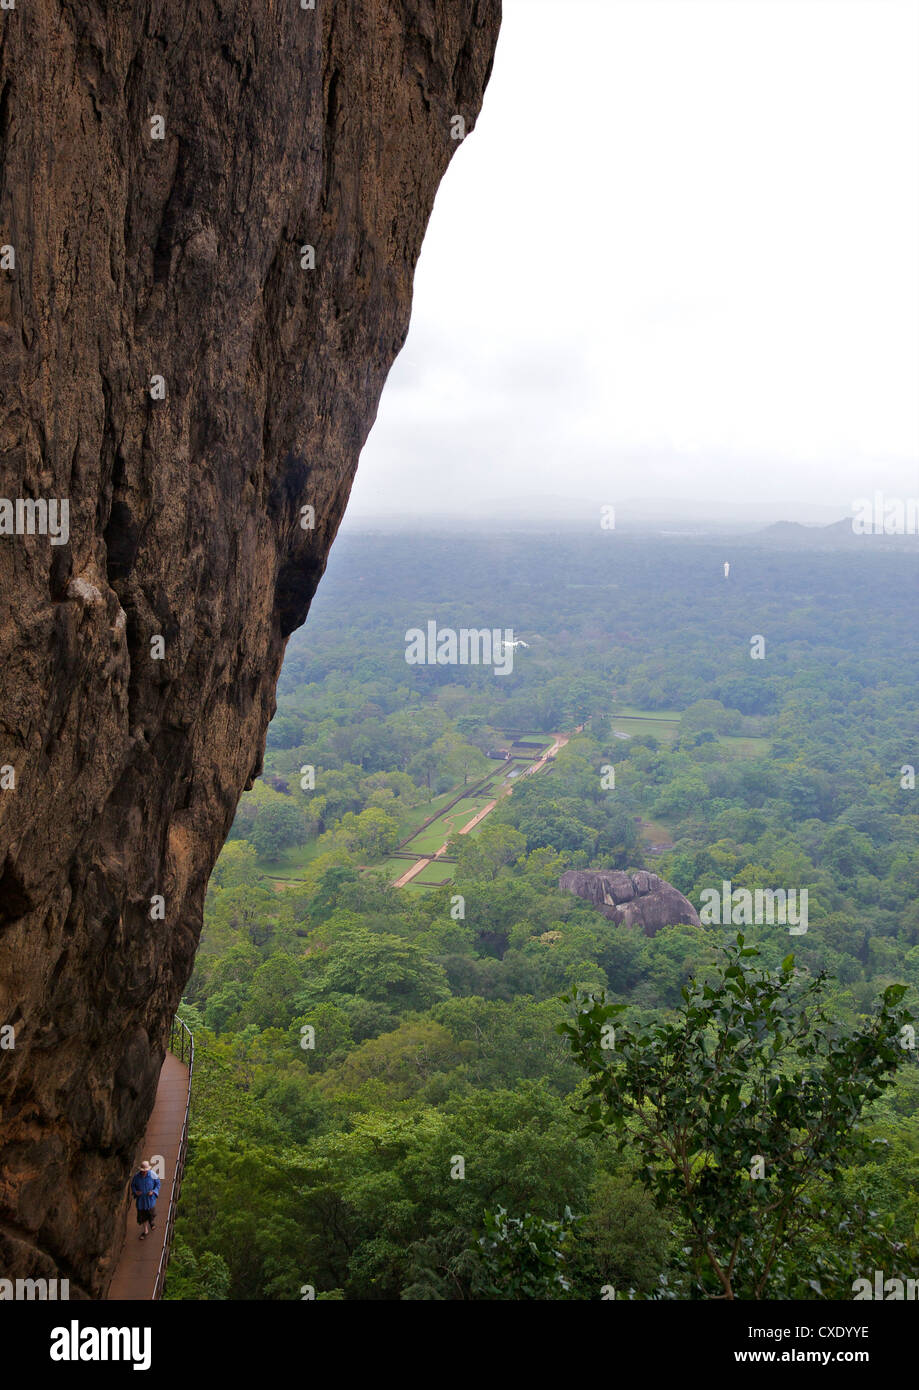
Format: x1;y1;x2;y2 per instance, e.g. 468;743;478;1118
0;1;500;1296
559;869;701;936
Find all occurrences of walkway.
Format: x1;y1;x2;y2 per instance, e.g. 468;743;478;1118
107;1050;189;1300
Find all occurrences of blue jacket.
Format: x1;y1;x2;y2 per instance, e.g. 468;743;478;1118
131;1170;161;1211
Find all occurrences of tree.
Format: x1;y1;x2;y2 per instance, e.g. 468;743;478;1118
349;806;399;859
249;952;308;1029
680;699;742;736
566;1171;674;1298
265;713;304;750
170;1136;310;1299
164;1243;231;1300
251;799;307;859
306;864;359;920
408;746;441;796
204;981;250;1034
207;882;279;949
296;930;451;1017
432;732;490;788
478;1206;580;1299
454;824;526;880
318;1019;461;1097
210;840;261;891
560;935;916;1299
298;1083;597;1299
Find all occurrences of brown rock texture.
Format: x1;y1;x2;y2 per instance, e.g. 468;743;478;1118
0;0;500;1296
559;869;702;936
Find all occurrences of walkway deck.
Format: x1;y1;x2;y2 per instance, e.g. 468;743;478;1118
107;1050;189;1300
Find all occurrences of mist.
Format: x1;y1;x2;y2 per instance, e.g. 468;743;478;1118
347;0;919;531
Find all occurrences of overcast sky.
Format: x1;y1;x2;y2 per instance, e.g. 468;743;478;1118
347;0;919;526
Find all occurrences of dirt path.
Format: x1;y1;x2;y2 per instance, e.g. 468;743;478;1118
393;857;433;887
458;798;498;834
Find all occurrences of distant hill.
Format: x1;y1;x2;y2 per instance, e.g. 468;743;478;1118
752;518;918;550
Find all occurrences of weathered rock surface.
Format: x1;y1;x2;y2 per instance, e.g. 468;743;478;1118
0;0;500;1296
559;869;701;936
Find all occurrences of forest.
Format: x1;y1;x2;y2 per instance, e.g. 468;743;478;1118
166;526;919;1300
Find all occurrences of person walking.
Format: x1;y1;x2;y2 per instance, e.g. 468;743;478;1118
131;1159;161;1241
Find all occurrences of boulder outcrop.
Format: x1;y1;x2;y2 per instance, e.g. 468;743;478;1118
559;869;701;936
0;0;500;1295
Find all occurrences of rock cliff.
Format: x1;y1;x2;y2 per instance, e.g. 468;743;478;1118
0;0;500;1296
559;869;701;936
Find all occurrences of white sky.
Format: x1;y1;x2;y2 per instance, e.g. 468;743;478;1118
348;0;919;523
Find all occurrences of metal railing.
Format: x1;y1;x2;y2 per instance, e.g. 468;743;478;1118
152;1015;194;1300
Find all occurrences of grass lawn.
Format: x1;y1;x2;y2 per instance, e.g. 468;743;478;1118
610;716;680;741
367;857;416;879
404;800;489;854
403;823;455;855
394;791;455;841
410;863;456;886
